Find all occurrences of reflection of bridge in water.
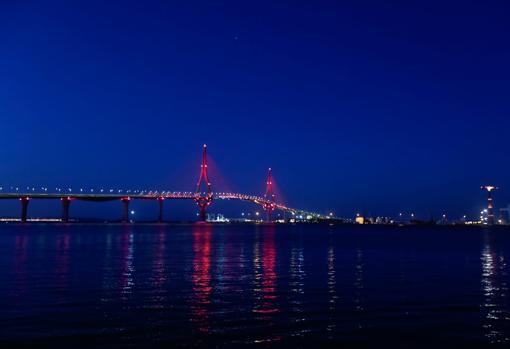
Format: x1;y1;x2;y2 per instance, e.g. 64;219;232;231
0;145;329;223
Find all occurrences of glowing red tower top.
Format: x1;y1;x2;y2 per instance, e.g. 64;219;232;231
264;167;275;203
196;144;212;195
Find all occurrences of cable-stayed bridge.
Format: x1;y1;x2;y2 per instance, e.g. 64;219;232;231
0;145;330;223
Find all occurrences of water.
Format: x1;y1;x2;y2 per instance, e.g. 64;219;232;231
0;224;509;348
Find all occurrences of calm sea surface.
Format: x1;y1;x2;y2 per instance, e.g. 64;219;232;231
0;224;509;348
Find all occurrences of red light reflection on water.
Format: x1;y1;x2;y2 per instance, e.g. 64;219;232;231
191;224;212;333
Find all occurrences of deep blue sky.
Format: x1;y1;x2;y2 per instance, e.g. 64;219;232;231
1;0;510;220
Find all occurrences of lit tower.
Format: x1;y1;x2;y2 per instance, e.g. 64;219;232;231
262;168;276;222
481;185;499;225
195;144;213;221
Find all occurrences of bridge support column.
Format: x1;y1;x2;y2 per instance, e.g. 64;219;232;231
158;197;164;223
61;197;71;223
20;197;29;223
194;196;212;222
121;198;130;223
263;203;275;223
266;209;273;223
199;204;207;222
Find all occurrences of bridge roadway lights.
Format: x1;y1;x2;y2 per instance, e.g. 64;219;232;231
20;197;29;223
121;197;130;223
158;197;164;223
61;197;71;223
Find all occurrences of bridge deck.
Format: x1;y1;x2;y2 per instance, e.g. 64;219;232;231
0;192;326;218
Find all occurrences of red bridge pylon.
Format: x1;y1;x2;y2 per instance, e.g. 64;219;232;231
263;168;276;222
194;144;213;221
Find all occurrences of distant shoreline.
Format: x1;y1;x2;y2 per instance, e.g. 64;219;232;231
1;219;509;229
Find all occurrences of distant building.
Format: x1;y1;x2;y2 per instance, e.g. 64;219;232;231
206;213;229;223
499;205;510;225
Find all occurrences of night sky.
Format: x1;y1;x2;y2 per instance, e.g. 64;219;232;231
1;1;510;220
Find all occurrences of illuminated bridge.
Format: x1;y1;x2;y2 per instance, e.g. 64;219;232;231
0;145;330;223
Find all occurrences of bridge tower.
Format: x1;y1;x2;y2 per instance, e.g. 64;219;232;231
263;168;276;222
481;185;498;225
194;144;213;221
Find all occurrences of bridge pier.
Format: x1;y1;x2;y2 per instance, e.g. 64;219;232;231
263;202;275;223
61;197;71;223
195;196;212;222
158;197;164;222
121;197;130;223
20;197;29;223
198;204;207;222
266;209;273;222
